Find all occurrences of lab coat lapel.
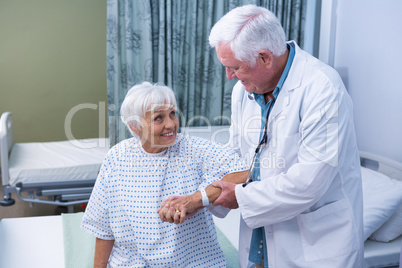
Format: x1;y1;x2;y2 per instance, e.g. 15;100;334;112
269;41;306;120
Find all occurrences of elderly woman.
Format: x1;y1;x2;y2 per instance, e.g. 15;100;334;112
81;82;247;267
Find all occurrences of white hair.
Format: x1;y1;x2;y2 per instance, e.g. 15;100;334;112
120;82;177;136
209;5;287;67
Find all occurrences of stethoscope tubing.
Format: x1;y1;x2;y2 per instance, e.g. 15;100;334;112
242;96;276;187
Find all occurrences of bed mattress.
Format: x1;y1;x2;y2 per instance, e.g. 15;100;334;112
0;215;64;267
0;213;238;268
364;236;401;268
8;138;109;186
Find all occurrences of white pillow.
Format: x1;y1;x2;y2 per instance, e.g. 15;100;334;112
361;166;402;240
369;203;402;242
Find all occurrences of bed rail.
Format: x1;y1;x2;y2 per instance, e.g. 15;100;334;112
360;151;402;181
12;179;96;210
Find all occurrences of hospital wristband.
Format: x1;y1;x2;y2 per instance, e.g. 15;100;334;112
200;188;209;207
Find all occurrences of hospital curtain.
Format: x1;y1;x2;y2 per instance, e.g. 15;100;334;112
106;0;306;146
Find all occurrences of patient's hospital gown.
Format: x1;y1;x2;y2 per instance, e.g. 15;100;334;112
81;134;247;267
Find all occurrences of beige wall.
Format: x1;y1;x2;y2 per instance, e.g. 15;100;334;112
0;0;107;143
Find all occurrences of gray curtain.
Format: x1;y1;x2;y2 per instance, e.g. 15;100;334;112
107;0;306;146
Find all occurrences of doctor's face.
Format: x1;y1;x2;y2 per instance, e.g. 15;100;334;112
132;104;179;154
216;43;272;95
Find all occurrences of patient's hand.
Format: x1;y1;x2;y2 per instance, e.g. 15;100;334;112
158;194;203;224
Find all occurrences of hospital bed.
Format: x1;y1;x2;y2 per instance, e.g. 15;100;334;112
0;126;401;267
0;112;109;212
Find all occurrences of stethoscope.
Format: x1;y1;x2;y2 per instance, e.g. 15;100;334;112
242;92;276;187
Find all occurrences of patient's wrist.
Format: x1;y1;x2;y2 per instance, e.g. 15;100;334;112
200;188;209;207
205;185;222;204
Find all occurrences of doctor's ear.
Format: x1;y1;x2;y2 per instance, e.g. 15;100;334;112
258;50;273;66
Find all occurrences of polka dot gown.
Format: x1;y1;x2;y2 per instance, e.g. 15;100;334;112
81;134;247;267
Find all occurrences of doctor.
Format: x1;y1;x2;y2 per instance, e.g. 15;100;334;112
208;5;364;268
160;4;364;268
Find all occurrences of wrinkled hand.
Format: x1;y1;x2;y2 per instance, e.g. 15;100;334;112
211;181;238;209
157;195;202;224
158;196;181;224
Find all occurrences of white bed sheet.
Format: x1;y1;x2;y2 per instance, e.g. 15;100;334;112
180;126;230;144
364;236;402;268
8;138;109;186
0;215;64;268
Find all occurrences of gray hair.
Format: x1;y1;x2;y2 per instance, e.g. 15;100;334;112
120;82;177;136
209;5;287;67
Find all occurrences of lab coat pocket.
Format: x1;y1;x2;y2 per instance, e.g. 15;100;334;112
297;199;358;262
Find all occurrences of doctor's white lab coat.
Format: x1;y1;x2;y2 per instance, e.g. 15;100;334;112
230;42;364;268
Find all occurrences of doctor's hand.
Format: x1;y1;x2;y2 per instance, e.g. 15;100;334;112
211;180;238;209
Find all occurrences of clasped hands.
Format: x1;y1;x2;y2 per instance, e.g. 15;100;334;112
158;171;249;224
157;169;251;224
157;194;201;225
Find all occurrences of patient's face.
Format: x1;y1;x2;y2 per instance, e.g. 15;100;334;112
133;104;179;153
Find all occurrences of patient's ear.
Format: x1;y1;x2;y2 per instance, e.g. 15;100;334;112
129;124;140;135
